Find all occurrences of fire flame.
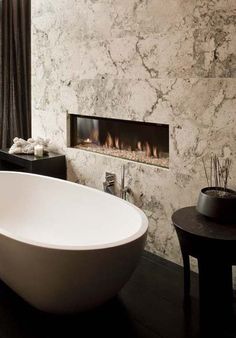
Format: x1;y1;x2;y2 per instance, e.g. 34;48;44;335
145;142;152;157
115;137;120;149
105;133;113;148
137;141;142;151
153;146;158;158
88;131;159;158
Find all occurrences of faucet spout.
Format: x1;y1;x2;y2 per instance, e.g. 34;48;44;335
103;167;130;200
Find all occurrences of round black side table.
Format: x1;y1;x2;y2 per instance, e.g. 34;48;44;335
172;206;236;321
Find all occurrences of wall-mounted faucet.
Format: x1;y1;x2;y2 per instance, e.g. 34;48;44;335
103;165;130;200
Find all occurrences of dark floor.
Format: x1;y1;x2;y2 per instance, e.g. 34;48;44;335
0;251;235;338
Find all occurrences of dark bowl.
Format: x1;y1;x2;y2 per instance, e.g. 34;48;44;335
196;187;236;223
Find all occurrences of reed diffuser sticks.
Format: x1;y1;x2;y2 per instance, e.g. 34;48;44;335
202;155;232;191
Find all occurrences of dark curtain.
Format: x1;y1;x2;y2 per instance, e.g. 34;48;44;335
1;0;31;148
0;1;2;119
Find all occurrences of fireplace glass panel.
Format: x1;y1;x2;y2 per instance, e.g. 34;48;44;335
70;115;169;168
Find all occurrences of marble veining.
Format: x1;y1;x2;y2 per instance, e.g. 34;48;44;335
32;0;236;275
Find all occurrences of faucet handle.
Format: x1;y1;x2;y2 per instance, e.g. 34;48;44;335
103;172;116;195
105;172;115;185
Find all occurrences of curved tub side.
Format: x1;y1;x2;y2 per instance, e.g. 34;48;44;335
0;231;147;313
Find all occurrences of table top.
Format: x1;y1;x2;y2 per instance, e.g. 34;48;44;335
172;206;236;241
0;148;64;162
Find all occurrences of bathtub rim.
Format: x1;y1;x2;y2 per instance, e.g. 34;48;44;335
0;171;148;251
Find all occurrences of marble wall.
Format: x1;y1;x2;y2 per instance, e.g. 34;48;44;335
31;0;236;267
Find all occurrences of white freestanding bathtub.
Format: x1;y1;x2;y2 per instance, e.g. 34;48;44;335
0;171;148;314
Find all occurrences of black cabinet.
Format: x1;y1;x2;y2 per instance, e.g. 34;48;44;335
0;149;67;180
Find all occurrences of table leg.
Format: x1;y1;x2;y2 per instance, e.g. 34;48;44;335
198;258;233;321
182;252;190;299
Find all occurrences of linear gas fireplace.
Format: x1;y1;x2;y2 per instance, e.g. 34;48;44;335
69;115;169;168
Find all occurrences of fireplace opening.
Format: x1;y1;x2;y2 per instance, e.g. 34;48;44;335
69;115;169;168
